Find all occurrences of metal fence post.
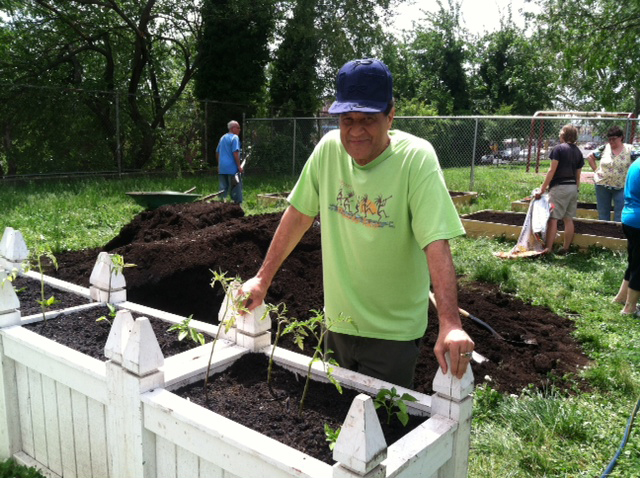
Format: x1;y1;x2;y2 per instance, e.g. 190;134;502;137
115;91;122;177
470;118;478;191
204;101;209;167
292;118;297;176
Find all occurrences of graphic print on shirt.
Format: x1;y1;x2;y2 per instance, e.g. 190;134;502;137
331;184;394;228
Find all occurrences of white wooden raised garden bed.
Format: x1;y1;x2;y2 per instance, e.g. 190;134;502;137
0;227;473;478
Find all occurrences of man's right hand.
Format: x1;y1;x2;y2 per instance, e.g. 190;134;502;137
240;276;269;312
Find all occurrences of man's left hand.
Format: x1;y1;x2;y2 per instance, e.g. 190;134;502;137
434;327;475;379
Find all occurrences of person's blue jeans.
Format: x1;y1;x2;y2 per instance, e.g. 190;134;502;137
595;184;624;222
218;174;243;204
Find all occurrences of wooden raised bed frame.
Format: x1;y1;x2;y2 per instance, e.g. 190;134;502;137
0;228;473;478
449;191;478;207
511;198;614;221
461;210;626;251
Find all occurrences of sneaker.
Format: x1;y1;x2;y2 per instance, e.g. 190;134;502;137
556;248;570;256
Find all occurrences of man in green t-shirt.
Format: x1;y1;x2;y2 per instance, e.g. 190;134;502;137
241;58;474;387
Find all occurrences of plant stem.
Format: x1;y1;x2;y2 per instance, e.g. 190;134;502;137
267;320;283;385
38;255;46;322
299;349;319;416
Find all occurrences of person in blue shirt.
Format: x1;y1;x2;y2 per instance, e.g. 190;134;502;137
216;120;244;204
614;156;640;315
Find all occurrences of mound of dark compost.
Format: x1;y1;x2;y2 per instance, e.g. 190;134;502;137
49;202;590;395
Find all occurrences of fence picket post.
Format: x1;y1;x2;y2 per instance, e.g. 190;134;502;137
332;394;387;478
218;282;269;351
0;227;29;273
430;353;474;477
0;271;22;461
90;252;127;303
106;316;164;478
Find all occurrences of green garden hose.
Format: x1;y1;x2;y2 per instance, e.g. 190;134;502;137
600;398;640;477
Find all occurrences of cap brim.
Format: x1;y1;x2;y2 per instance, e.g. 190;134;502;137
328;101;387;114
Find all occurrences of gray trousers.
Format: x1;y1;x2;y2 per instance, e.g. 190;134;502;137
324;331;421;388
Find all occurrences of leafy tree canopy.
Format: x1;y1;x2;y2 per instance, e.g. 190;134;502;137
469;18;555;115
532;0;640;114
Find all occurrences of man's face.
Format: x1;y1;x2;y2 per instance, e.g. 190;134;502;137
339;111;394;166
231;123;241;134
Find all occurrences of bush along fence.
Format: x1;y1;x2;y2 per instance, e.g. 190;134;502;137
0;226;474;478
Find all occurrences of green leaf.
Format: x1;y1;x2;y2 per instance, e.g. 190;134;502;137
400;393;418;403
397;410;409;427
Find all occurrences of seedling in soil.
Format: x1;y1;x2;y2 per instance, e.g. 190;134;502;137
262;302;293;386
374;387;418;426
28;238;59;322
203;271;251;392
324;423;341;451
167;315;205;345
105;254;136;304
0;268;25;293
1;267;19;284
285;310;354;416
96;303;117;325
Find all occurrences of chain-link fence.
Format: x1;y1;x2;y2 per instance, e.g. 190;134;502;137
1;86;638;185
244;114;640;189
0;86;246;179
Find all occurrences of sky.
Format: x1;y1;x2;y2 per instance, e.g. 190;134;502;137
389;0;541;36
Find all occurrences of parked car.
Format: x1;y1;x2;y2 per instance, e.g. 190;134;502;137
477;152;505;165
517;146;546;161
498;148;521;162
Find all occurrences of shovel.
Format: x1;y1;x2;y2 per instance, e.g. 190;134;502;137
198;190;225;202
231;158;247;191
429;292;537;347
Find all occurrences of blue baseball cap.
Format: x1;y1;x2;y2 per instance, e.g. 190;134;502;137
328;58;393;114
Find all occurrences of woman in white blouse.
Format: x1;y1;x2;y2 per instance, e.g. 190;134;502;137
587;125;635;222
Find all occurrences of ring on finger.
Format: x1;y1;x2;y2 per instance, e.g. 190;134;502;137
459;351;473;358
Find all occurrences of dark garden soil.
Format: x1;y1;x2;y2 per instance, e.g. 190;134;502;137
27;201;593;463
465;210;624;238
12;275;91;316
20;298;212;360
175;352;425;465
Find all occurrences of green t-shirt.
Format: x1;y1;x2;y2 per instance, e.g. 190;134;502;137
288;129;465;340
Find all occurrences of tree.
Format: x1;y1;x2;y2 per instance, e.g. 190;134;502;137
267;0;402;115
1;0;202;172
269;0;319;117
532;0;640;115
469;22;555;115
402;0;470;115
194;0;276;145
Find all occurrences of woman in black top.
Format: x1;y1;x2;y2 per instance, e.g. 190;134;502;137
535;124;585;254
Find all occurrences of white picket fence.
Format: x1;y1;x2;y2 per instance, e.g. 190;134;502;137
0;227;474;478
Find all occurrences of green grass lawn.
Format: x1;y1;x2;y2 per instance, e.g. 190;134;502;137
0;165;638;477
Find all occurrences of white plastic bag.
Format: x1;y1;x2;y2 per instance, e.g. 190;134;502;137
494;191;550;259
